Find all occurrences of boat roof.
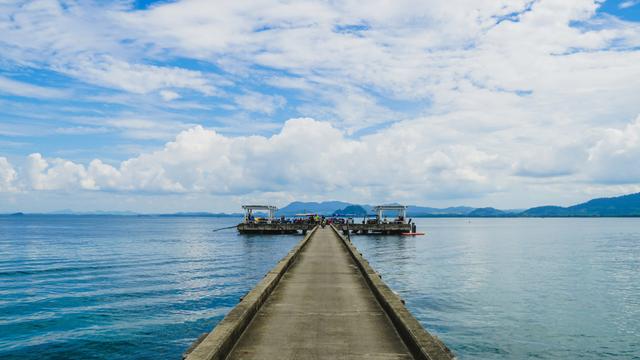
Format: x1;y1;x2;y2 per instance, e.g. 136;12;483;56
242;205;278;210
373;205;407;210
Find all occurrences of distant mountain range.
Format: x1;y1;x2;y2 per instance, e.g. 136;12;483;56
3;211;242;217
3;192;640;217
276;201;354;216
520;192;640;217
279;202;477;216
332;205;368;216
279;192;640;217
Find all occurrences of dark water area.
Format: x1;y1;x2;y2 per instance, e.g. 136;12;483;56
0;216;639;359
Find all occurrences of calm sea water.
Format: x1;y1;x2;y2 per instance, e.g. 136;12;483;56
0;216;638;359
352;218;640;359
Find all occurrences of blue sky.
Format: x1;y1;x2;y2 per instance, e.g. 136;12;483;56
599;0;640;20
1;0;640;212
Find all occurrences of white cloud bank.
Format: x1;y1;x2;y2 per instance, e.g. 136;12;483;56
2;116;639;206
1;119;494;200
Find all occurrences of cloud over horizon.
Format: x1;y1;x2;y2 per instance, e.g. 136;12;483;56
3;116;640;209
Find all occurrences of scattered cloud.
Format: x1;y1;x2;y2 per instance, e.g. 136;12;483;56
0;157;17;192
298;87;398;132
55;126;110;135
160;90;180;101
619;1;640;9
59;55;216;95
104;118;194;140
234;91;286;115
0;76;67;98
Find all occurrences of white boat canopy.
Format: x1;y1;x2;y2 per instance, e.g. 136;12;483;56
242;205;278;221
373;205;407;219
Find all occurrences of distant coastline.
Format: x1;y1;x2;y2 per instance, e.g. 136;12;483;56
3;213;639;218
1;212;243;217
3;192;640;218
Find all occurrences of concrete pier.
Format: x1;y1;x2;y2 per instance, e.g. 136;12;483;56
184;226;453;360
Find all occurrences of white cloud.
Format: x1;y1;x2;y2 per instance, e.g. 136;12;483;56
60;55;216;95
160;90;180;101
514;145;588;178
0;76;67;98
3;114;640;208
55;126;110;135
266;76;314;91
0;3;217;96
105;118;193;140
587;116;640;184
0;157;17;192
4;119;499;201
298;87;398;132
112;0;640;131
619;1;640;9
4;1;640;129
25;153;94;191
234;91;286;115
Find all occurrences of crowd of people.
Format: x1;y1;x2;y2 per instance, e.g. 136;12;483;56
246;214;409;226
278;215;356;225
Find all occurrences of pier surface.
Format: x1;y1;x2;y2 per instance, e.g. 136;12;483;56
185;226;453;360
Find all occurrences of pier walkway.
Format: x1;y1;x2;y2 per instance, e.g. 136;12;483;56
185;226;453;360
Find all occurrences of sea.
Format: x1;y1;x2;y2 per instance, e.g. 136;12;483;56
0;216;638;359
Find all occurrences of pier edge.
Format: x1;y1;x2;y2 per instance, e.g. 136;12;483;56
329;224;455;360
183;226;319;360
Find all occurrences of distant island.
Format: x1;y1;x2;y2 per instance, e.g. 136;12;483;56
3;192;640;218
268;192;640;217
520;192;640;217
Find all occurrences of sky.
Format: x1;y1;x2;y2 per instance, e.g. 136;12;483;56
1;0;640;213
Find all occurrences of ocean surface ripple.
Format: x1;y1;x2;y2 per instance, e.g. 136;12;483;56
0;216;299;359
1;216;639;359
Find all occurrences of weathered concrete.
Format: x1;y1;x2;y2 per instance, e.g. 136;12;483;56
184;227;318;360
332;225;454;360
185;226;454;360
